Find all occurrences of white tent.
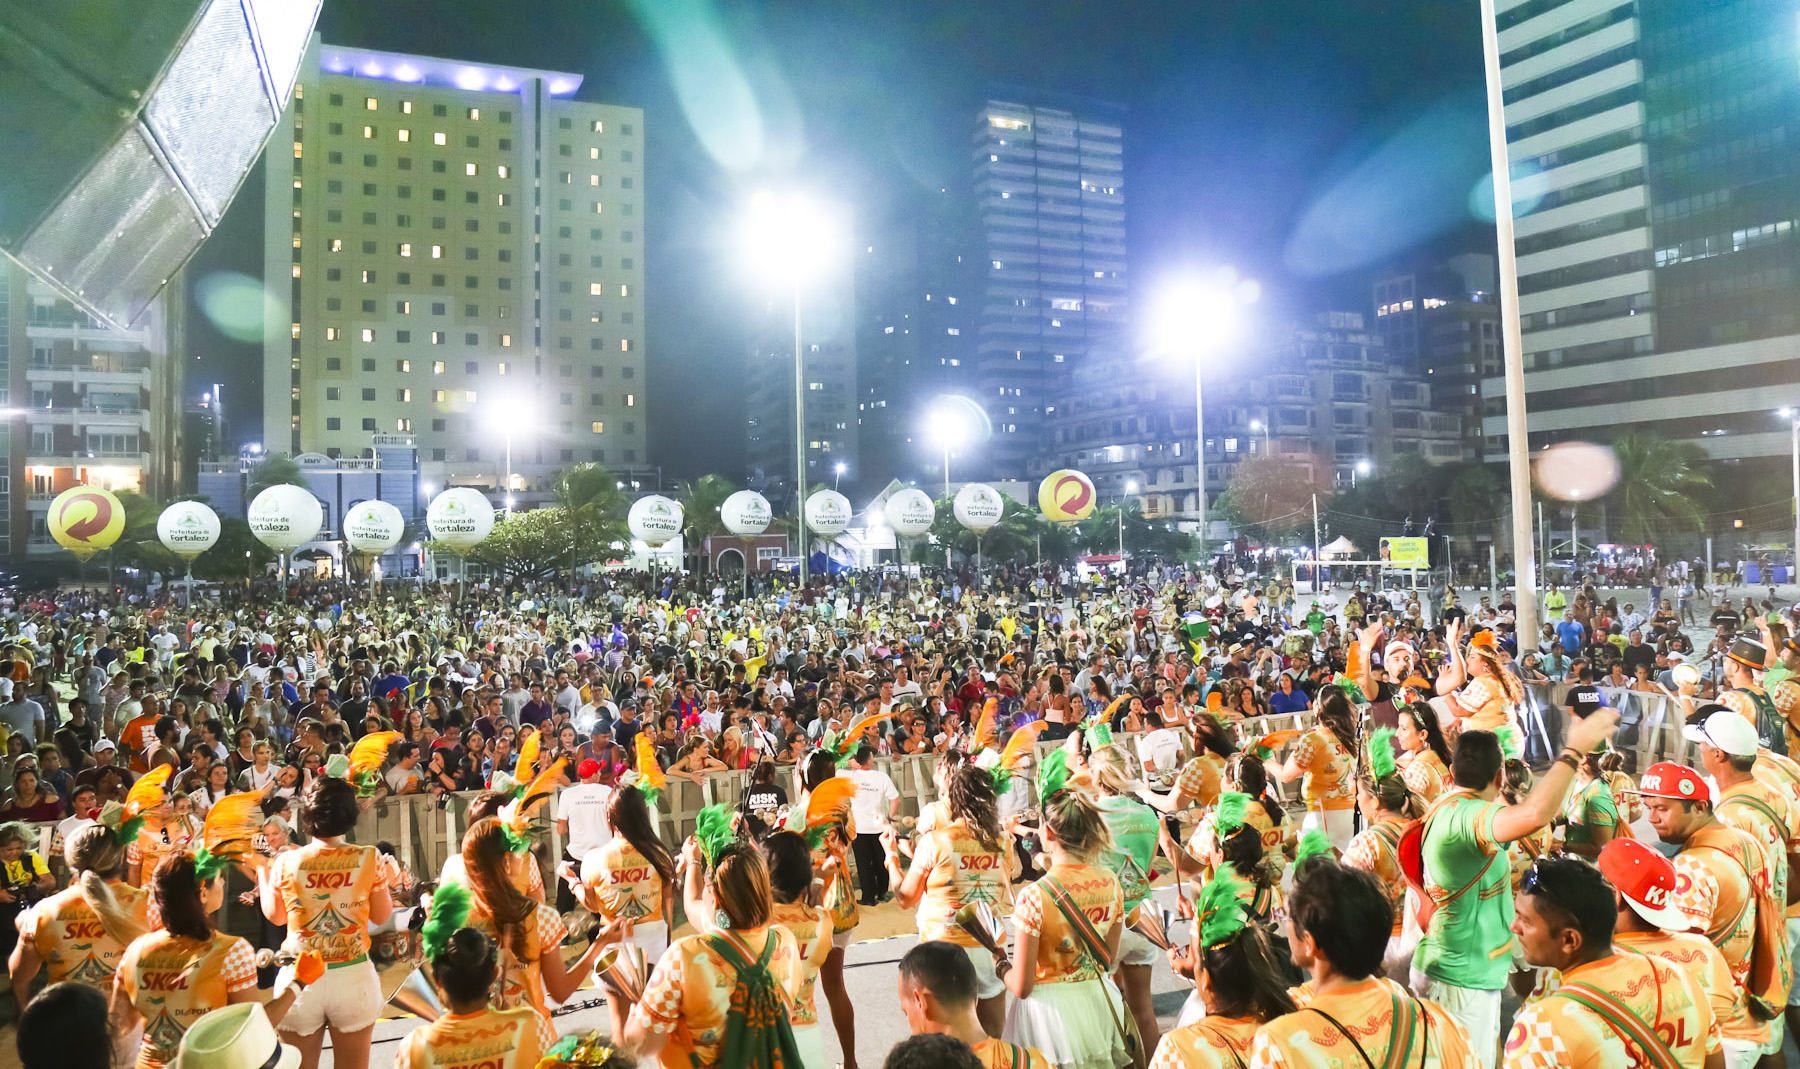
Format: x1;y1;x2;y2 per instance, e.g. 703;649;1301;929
1320;536;1359;559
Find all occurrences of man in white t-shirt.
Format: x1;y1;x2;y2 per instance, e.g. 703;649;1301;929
383;743;424;795
554;759;614;912
846;747;899;905
1136;711;1185;789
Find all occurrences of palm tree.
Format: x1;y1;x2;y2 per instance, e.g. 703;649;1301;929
550;463;628;569
679;474;738;573
1608;432;1710;545
246;452;308;498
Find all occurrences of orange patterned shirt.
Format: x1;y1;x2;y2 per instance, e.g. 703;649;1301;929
1502;951;1706;1068
911;819;1013;945
976;1037;1053;1069
769;900;834;1026
25;880;152;989
1399;748;1447;804
631;927;803;1068
1342;816;1411;936
1672;822;1777;1045
115;930;256;1069
1251;977;1476;1069
1151;1014;1257;1069
395;1007;541;1069
272;840;387;964
1013;863;1123;985
1614;928;1732;1057
1175;753;1224;808
1292;727;1354;811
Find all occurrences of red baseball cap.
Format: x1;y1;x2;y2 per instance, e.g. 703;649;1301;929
1632;761;1708;802
1598;838;1689;931
577;759;602;779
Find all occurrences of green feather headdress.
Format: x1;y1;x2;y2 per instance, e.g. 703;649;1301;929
1368;726;1398;782
1331;673;1368;705
1085;723;1114;749
1294;829;1335;867
1214;791;1249;838
421;880;473;961
694;804;735;869
1036;748;1071;801
1196;871;1250;949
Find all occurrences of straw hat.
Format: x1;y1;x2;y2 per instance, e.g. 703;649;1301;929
175;1002;299;1069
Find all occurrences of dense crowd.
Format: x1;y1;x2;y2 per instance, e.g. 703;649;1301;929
1;563;1798;1069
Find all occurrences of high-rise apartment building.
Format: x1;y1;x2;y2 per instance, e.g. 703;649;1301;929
263;38;647;495
855;189;981;490
1485;0;1800;471
743;269;859;504
6;260;185;559
972;98;1126;479
1373;254;1500;461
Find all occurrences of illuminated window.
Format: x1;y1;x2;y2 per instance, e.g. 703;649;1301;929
590;174;599;186
465;163;477;176
365;97;377;110
593;202;603;214
626;394;635;407
291;235;302;248
591;421;605;433
325;327;340;340
620;338;631;352
433;390;447;402
431;331;444;344
329;238;342;252
464;390;477;403
433;361;445;373
430;245;442;258
398;388;412;402
619;284;629;297
592;120;604;133
396;418;412;431
293;142;303;158
496;165;509;178
589;147;599;160
500;334;512;347
361;270;374;283
498;362;508;374
496;194;510;206
398;360;411;372
397;129;410;142
467;108;480;120
362;125;373;138
433;132;446;146
360;328;374;342
401;100;412;114
589;283;603;296
398;242;412;257
292;264;301;277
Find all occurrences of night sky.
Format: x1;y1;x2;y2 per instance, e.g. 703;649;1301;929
186;0;1496;478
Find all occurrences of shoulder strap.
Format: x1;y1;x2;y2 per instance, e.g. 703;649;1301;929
1418;796;1500;907
1552;981;1682;1069
1684;840;1757;946
1719;791;1789;836
1041;876;1114;971
1193;1025;1249;1069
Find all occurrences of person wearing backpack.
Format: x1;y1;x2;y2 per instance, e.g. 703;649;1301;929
1503;856;1707;1069
609;829;805;1069
998;787;1132;1069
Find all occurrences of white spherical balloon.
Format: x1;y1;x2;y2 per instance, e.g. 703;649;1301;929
427;488;496;552
343;499;405;555
628;495;684;547
156;501;220;561
805;490;852;537
720;490;773;536
884;488;936;537
247;484;323;553
1535;441;1621;502
953;483;1005;532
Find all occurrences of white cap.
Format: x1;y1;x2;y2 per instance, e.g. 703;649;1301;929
1683;710;1760;758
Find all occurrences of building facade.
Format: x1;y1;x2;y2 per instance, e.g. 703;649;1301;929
972;98;1127;479
1043;312;1461;526
1372;253;1500;461
1484;0;1800;470
6;261;185;559
264;38;647;496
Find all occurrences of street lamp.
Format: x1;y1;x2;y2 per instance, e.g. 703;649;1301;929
1121;479;1139;557
834;460;846;491
1151;269;1261;558
1780;408;1800;574
487;398;534;514
1353;459;1372;488
741;189;845;589
1249;418;1272;454
926;403;968;498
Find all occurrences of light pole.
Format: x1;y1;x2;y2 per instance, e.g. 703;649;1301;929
488;399;532;515
834;460;846;491
1249;419;1271;454
1353;459;1371;488
926;403;967;498
1152;271;1260;564
743;190;844;591
1121;479;1138;557
1782;409;1800;579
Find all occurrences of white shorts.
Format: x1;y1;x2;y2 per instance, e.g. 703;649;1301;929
831;926;856;950
278;957;383;1036
1414;974;1500;1069
963;944;1006;1000
1115;926;1159;968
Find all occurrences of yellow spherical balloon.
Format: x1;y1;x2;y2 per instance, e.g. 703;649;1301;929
1038;469;1097;523
48;485;126;561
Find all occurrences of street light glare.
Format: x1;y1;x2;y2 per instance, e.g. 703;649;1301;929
743;189;844;286
1150;267;1261;356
